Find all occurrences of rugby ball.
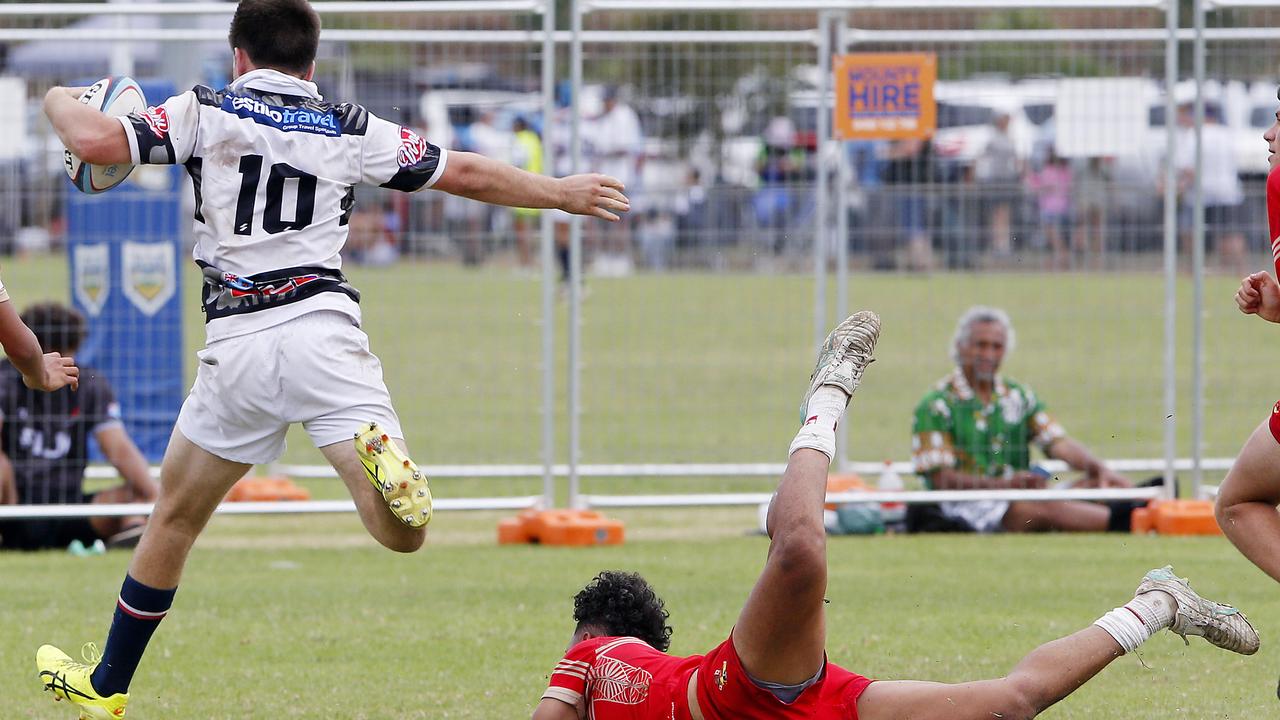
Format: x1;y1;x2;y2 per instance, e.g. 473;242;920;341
64;76;146;194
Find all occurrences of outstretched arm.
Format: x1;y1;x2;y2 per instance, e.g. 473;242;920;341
432;151;629;222
43;86;131;166
1046;437;1130;488
0;301;78;391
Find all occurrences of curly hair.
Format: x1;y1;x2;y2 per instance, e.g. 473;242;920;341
21;302;86;356
572;570;673;652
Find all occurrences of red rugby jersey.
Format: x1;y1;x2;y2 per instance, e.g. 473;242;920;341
542;636;701;720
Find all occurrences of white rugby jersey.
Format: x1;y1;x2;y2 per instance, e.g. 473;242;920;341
117;69;448;342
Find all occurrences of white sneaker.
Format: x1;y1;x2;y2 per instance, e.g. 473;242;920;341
798;311;880;424
1136;565;1259;655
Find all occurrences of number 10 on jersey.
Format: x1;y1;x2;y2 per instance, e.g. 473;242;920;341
234;153;317;235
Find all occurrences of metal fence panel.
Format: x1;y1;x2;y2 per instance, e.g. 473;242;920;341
7;2;1278;520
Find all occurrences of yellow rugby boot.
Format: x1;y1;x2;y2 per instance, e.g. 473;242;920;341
36;644;128;719
355;422;433;528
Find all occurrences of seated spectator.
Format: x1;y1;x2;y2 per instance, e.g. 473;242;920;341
0;303;157;550
910;306;1140;533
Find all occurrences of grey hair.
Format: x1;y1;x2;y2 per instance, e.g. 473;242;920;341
950;306;1015;364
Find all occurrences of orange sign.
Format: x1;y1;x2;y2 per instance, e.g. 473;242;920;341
834;53;936;140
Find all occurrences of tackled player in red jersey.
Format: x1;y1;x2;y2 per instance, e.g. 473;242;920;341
535;312;1257;720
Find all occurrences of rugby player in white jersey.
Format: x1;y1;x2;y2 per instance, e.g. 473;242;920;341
35;1;628;716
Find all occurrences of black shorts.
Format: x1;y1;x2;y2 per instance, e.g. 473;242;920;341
0;493;99;551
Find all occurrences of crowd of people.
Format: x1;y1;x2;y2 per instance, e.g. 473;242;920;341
337;97;1262;277
843;103;1256;274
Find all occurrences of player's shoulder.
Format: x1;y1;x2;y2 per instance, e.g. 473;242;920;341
329;102;375;136
564;635;657;659
565;635;612;657
199;83;379;137
190;84;227;108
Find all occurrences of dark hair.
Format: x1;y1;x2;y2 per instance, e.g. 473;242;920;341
229;0;321;76
572;571;672;652
21;302;86;356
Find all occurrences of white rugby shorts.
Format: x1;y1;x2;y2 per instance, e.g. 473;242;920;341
177;310;403;464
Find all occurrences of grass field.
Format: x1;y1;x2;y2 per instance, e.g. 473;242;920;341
4;524;1278;718
1;254;1274;494
3;255;1280;718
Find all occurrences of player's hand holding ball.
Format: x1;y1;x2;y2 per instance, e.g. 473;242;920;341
62;76;146;194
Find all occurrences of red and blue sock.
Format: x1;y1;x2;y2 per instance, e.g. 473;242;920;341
90;574;176;696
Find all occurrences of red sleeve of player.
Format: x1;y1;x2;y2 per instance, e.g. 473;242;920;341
542;638;599;708
1268;164;1280;276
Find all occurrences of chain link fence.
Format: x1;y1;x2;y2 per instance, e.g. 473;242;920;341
0;1;1270;519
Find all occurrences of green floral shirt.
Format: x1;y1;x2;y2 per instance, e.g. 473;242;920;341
911;369;1065;488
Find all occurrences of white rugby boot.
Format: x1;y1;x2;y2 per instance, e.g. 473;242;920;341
1136;565;1259;655
798;310;881;424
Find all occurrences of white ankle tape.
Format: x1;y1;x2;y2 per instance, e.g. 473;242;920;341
1127;591;1176;630
789;428;835;460
1093;607;1152;654
802;386;850;431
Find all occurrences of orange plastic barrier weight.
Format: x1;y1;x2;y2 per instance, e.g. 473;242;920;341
498;509;624;546
225;476;312;503
1130;499;1221;536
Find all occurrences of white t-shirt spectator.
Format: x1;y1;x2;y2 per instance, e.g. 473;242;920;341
1175;122;1243;207
590;102;643;189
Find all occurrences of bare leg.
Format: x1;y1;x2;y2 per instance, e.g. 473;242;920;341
857;626;1122;720
128;430;250;588
989;202;1011;255
1001;500;1109;532
1044;223;1065;270
1216;233;1246;277
0;462;14;505
515;215;533;268
1216;420;1280;584
732;449;830;685
89;486;146;540
320;438;425;553
906;233;935;272
732;311;878;685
